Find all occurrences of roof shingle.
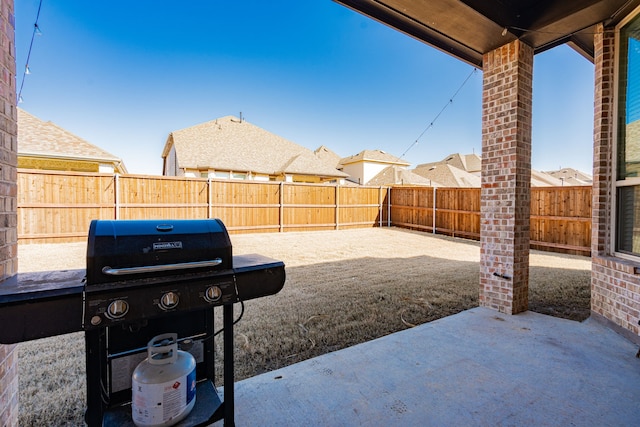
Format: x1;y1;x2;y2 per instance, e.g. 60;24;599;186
367;165;434;186
164;116;347;178
339;149;410;166
18;108;125;169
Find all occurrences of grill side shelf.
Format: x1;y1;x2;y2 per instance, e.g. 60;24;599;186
233;254;286;302
0;270;85;344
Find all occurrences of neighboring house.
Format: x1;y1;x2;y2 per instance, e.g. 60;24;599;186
431;153;593;186
339;149;410;185
17;108;127;174
414;152;481;173
413;163;481;187
414;152;571;187
161;116;348;184
367;165;434;186
413;153;482;187
627;118;640;177
530;170;564;187
545;168;593;186
314;145;342;169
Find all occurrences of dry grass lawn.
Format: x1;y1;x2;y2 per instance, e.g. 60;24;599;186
16;227;591;426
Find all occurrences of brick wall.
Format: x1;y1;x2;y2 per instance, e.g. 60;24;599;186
479;39;533;315
0;0;17;425
591;22;640;343
0;344;18;426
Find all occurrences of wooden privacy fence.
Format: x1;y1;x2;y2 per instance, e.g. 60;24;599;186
390;186;592;255
17;170;390;243
18;170;592;255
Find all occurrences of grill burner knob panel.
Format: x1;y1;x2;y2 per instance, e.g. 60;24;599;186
106;300;129;319
204;286;222;302
160;292;180;310
84;274;239;329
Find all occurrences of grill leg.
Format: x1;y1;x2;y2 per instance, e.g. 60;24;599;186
85;328;107;427
224;304;235;426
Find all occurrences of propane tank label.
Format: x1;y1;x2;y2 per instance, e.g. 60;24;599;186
132;368;196;426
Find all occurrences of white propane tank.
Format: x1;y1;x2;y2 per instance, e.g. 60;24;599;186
131;333;197;427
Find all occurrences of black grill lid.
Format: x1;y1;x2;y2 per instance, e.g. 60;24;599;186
86;219;232;285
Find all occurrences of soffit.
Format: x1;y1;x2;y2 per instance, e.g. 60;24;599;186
335;0;640;65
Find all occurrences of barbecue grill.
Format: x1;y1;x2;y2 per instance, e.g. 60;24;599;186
0;218;286;427
83;219;235;330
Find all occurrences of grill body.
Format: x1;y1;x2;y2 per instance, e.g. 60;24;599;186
81;219;285;427
83;219;236;330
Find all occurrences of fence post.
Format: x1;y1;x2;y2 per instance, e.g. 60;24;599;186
279;182;284;232
207;178;212;219
114;174;120;220
432;186;436;234
335;185;340;230
387;187;391;227
378;187;383;227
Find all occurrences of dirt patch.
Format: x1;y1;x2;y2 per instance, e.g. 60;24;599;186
16;227;591;425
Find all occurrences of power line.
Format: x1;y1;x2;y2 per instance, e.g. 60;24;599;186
399;67;478;160
17;0;44;104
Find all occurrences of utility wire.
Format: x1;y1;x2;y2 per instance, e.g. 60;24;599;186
17;0;44;104
399;67;478;160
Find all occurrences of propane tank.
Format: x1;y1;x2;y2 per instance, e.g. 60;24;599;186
131;333;197;427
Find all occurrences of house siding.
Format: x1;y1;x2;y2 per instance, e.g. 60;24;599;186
163;144;180;176
342;161;399;185
18;156;100;172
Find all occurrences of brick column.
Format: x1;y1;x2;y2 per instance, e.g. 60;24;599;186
0;0;17;426
591;23;614;257
479;39;533;315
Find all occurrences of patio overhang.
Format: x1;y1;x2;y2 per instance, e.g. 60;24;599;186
334;0;640;65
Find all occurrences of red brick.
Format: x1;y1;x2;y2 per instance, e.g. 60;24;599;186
479;39;533;315
590;21;640;339
0;0;17;424
592;29;621;307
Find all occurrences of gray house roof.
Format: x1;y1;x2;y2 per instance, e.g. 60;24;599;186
531;170;564;187
339;149;410;167
314;145;342;169
545;168;593;185
414;152;590;187
17;108;126;171
367;165;435;186
413;163;481;187
416;152;481;174
163;116;347;178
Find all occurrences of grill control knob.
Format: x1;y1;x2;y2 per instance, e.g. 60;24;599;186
106;299;129;319
204;285;222;303
160;292;179;310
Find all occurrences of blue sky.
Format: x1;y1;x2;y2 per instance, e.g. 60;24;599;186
16;0;595;176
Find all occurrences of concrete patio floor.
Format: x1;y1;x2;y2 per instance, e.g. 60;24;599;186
216;307;640;426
